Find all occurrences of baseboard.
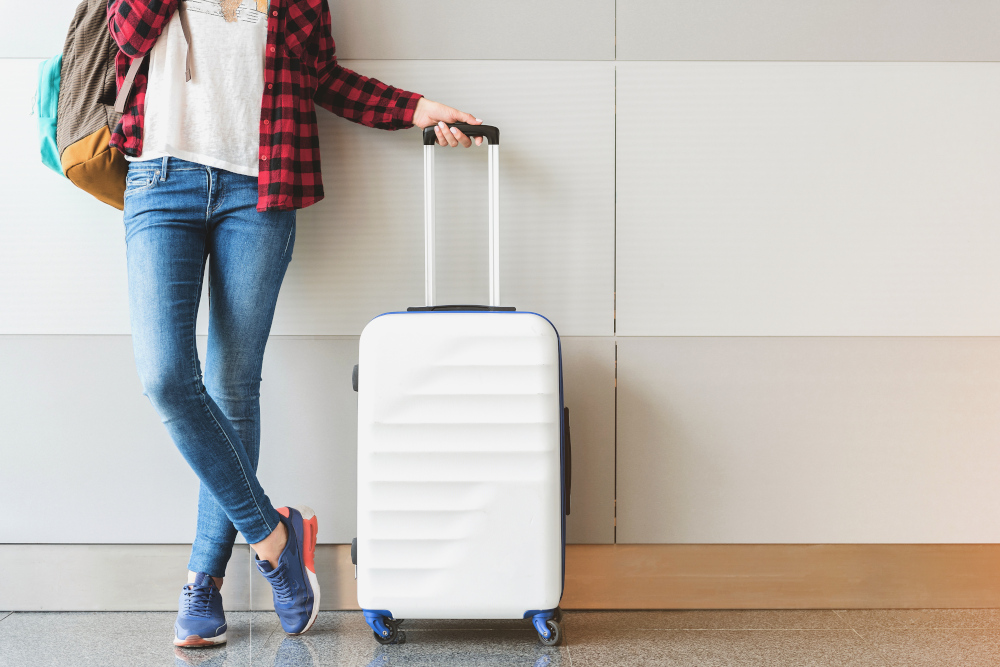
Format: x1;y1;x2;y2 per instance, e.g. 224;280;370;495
0;544;357;612
3;544;997;611
563;544;1000;609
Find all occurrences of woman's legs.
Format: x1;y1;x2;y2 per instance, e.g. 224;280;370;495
123;156;291;577
191;164;297;577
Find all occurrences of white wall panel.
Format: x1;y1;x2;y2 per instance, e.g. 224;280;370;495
617;62;1000;336
2;60;132;336
4;60;614;337
0;334;612;543
559;337;616;543
330;0;614;61
617;337;1000;544
4;0;614;60
0;335;198;543
618;0;1000;62
272;60;614;337
21;0;1000;64
0;335;360;543
1;1;80;58
255;337;360;543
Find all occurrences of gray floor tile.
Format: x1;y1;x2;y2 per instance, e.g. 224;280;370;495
8;610;1000;666
250;611;567;666
565;610;849;631
836;609;1000;629
568;629;888;667
0;611;259;667
864;629;1000;667
175;612;273;667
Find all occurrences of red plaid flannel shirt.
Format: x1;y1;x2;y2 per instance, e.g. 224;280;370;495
107;0;423;212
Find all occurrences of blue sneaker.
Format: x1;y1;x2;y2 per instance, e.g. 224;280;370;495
255;506;321;635
173;572;227;647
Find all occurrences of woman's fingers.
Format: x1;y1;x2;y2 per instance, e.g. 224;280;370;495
434;123;481;147
465;114;483;146
433;124;447;147
438;121;460;147
433;122;451;147
430;108;486;148
455;112;481;145
450;126;473;148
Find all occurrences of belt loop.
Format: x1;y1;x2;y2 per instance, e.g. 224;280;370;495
161;155;169;181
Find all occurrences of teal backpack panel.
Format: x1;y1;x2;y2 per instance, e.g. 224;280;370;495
37;54;67;179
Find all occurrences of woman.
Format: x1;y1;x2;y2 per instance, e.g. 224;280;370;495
106;0;481;647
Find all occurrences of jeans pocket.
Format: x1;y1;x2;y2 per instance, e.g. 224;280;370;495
125;169;159;196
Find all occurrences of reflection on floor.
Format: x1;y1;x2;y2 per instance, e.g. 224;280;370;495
3;609;1000;666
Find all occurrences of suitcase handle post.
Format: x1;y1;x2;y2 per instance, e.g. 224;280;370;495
423;124;501;308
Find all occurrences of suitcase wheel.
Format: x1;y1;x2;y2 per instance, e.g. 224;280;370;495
365;610;405;644
537;619;561;647
373;618;406;645
531;611;562;646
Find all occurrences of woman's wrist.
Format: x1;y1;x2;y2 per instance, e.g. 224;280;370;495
396;94;424;128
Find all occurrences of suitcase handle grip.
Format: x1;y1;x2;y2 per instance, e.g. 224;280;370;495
422;124;500;146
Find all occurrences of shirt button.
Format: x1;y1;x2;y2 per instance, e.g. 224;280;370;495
263;119;269;125
272;10;277;15
267;83;273;89
270;45;276;52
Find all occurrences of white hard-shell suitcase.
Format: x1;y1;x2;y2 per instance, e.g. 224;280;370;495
352;124;572;646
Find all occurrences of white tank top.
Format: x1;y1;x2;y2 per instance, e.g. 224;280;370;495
124;0;269;176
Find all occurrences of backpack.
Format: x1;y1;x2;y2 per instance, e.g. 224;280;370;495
35;0;191;211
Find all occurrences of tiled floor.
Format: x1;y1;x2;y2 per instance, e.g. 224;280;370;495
2;609;1000;666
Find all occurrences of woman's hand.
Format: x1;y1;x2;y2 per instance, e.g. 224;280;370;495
412;98;484;147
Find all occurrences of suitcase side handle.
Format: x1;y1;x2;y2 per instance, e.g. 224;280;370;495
564;406;572;516
423;125;500;308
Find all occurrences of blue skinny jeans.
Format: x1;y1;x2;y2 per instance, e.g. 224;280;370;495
123;155;294;577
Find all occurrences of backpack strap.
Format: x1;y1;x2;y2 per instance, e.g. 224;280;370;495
113;4;193;114
113;57;144;114
177;3;193;81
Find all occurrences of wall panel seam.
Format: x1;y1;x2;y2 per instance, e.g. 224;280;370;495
612;0;618;541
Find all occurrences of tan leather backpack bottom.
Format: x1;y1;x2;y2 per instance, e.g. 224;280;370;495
62;126;128;211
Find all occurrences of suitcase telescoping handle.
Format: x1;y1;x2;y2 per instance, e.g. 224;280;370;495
421;124;501;308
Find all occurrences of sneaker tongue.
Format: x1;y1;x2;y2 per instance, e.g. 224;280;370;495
255;555;275;573
193;572;216;588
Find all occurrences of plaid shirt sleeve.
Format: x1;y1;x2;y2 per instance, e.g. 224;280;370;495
310;0;423;130
107;0;178;58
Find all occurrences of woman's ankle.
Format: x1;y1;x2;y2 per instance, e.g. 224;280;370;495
187;570;224;588
251;519;288;569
